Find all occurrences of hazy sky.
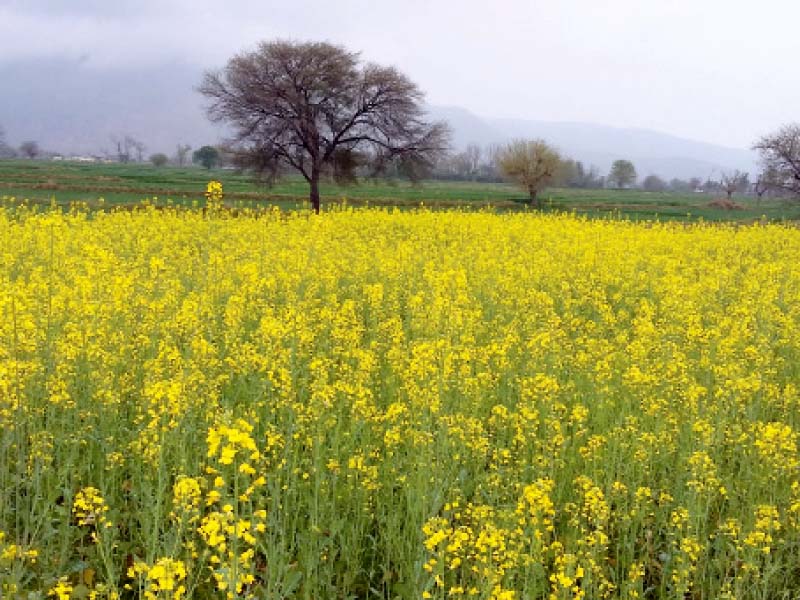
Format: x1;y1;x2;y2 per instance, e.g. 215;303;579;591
1;0;798;148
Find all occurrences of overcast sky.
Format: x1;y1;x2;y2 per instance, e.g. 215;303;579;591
1;0;798;148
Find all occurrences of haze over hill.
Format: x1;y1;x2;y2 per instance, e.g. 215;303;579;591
0;59;757;180
428;106;757;180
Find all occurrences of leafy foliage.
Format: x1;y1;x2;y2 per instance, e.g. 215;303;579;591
608;159;637;188
192;145;219;170
149;153;169;168
497;139;561;207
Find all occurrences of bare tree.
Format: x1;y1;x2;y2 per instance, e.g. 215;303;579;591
447;152;472;178
465;144;482;179
19;141;40;159
0;125;15;159
754;166;780;202
128;137;146;163
113;135;131;163
485;143;503;172
199;40;449;213
555;158;576;187
112;135;146;163
498;139;561;208
719;170;748;200
753;124;800;197
175;144;192;167
560;160;602;189
702;178;720;194
559;159;580;188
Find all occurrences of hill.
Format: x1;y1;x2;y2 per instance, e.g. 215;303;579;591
428;106;757;180
0;59;757;180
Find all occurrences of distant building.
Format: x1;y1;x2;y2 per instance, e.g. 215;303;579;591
68;155;101;163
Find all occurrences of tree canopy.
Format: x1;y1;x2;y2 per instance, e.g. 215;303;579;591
498;139;561;209
199;40;450;213
150;153;169;167
719;170;749;200
753;124;800;197
608;160;637;189
19;141;40;159
193;146;220;170
642;174;667;192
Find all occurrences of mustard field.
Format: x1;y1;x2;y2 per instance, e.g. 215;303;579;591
3;202;800;599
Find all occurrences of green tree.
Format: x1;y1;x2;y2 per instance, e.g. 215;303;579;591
608;160;637;189
642;174;666;192
193;146;220;170
498;139;561;209
150;153;169;167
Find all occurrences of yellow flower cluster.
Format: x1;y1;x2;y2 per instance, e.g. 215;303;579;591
129;558;187;599
171;476;203;523
744;505;781;554
197;507;264;597
2;203;800;598
1;528;38;596
47;577;73;600
72;487;110;528
207;419;261;467
205;180;224;203
0;529;38;566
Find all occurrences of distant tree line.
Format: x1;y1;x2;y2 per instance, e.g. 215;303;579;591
0;124;230;170
434;138;800;202
0;126;43;160
4;110;800;207
434;146;686;193
0;126;14;159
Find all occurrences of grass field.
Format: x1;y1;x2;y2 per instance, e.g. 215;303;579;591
2;159;800;222
3;202;800;598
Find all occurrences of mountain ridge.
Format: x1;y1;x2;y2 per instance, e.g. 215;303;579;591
0;59;758;180
428;105;757;180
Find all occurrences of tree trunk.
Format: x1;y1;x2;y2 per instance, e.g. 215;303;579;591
529;187;540;209
309;173;321;214
726;190;733;200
